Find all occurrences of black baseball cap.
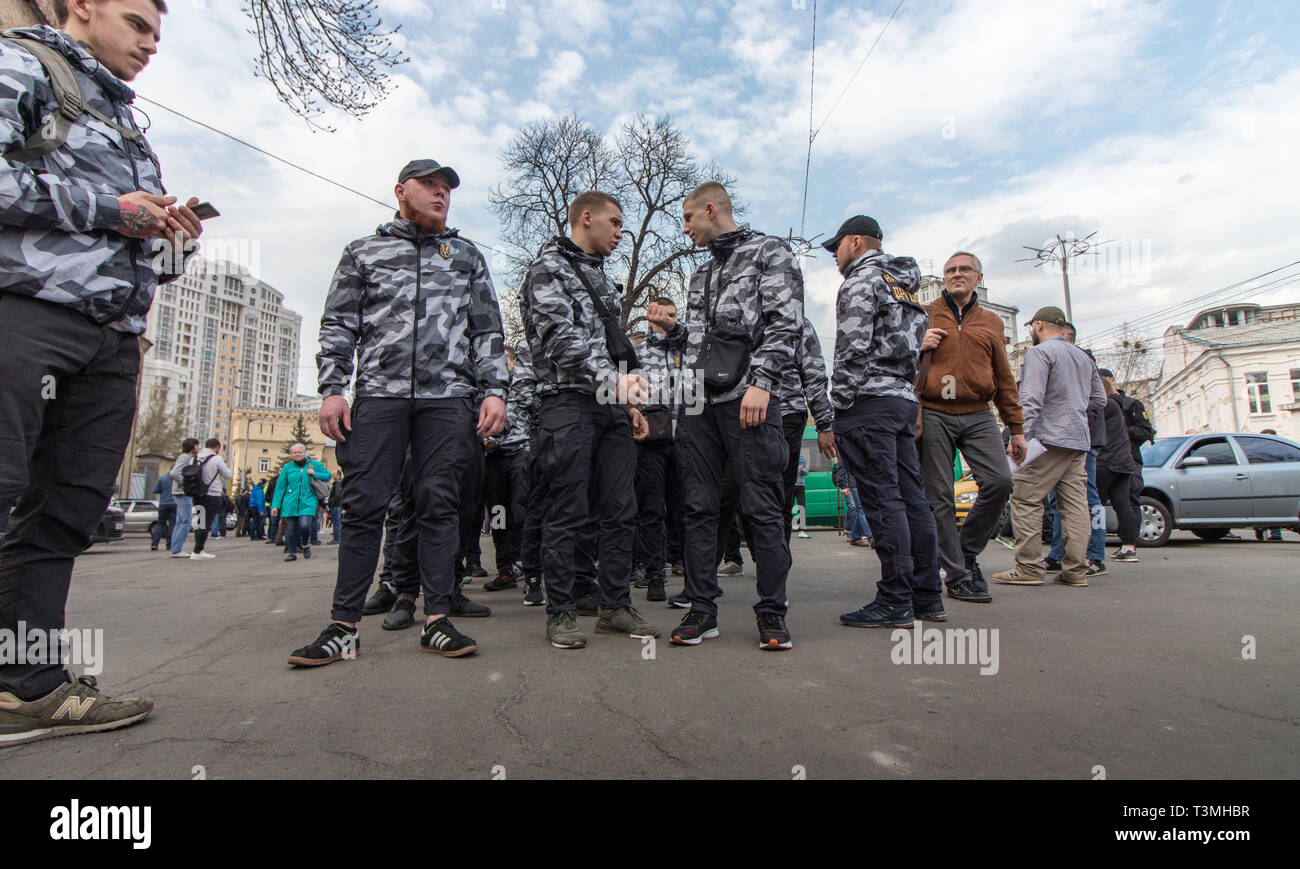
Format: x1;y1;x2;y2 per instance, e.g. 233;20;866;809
822;215;883;253
397;159;460;188
1098;368;1115;379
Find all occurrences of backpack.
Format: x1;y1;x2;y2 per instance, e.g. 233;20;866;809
1;30;146;163
181;455;213;498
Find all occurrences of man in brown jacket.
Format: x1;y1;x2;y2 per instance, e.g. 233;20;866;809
918;252;1027;603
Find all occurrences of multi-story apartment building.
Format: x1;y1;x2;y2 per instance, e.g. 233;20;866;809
141;260;303;447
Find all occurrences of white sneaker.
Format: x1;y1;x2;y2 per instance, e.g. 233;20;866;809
170;552;191;558
797;532;811;539
191;552;216;560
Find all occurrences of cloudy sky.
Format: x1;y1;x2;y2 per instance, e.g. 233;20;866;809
130;0;1299;394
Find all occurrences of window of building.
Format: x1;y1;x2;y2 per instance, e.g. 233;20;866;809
258;458;270;473
1245;372;1271;414
1291;369;1300;404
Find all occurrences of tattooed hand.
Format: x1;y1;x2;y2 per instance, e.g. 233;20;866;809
115;191;175;238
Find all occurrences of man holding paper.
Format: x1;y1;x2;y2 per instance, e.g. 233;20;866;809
917;252;1025;605
993;307;1106;588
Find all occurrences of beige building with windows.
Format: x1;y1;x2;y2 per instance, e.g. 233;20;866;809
917;275;1020;346
1150;303;1300;441
228;407;339;494
140;259;303;447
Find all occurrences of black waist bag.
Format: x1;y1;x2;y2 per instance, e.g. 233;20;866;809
700;263;751;395
560;251;639;372
641;405;673;442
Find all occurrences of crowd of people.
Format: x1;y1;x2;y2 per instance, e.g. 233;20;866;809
0;0;1161;743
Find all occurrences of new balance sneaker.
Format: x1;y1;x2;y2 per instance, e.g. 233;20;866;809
546;611;586;649
646;577;666;602
717;560;743;576
288;623;358;667
913;600;949;622
574;590;600;616
595;606;660;638
840;601;914;628
420;617;477;657
382;593;417;630
1113;547;1140;563
992;568;1044;586
670;610;719;646
668;591;691;609
364;583;397;615
0;675;153;747
522;576;545;607
1086;559;1109;577
450;592;491;618
482;570;519;592
1055;573;1089;587
756;613;793;650
946;578;992;603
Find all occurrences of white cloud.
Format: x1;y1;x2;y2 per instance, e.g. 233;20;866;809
537;49;587;93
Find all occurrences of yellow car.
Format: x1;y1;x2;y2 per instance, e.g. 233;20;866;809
954;473;978;526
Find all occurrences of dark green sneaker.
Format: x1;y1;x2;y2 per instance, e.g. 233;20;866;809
546;611;586;649
595;606;661;638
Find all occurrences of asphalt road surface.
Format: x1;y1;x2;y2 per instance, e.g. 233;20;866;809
1;528;1296;780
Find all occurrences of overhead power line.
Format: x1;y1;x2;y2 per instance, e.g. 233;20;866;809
134;95;509;259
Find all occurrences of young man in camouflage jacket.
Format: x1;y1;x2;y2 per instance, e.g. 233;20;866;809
646;182;803;651
824;216;945;630
292;159;508;666
0;0;202;745
521;190;658;650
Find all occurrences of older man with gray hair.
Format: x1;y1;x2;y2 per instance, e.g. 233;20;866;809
917;251;1025;603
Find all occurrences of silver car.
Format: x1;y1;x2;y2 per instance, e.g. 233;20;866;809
1109;433;1300;546
113;499;160;535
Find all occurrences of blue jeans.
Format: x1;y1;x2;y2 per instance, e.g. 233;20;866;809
169;495;193;554
1050;449;1105;562
846;488;872;541
284;515;314;556
330;506;342;541
249;512;265;540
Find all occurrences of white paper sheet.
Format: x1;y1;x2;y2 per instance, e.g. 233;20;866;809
1008;437;1047;473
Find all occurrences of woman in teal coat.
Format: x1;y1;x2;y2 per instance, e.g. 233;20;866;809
271;443;332;561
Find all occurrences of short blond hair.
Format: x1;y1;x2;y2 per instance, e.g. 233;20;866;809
685;182;732;215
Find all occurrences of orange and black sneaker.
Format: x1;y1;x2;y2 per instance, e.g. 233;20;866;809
0;675;152;747
756;613;792;651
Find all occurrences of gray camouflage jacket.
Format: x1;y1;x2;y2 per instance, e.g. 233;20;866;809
498;340;536;451
638;328;686;440
662;227;802;404
831;249;926;410
521;236;629;397
0;26;189;334
316;216;508;400
778;316;834;431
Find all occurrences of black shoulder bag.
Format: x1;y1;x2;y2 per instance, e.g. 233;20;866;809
700;263;752;395
559;251;639;371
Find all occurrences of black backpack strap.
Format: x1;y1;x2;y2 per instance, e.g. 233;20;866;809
559;250;615;322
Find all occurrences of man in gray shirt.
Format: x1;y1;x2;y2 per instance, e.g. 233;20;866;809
993;307;1105;588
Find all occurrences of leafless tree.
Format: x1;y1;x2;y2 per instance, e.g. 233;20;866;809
490;113;736;342
244;1;407;129
1092;326;1163;387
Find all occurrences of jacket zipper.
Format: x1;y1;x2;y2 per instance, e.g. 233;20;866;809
411;234;423;399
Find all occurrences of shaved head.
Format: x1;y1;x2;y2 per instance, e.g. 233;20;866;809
685;182;733;216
